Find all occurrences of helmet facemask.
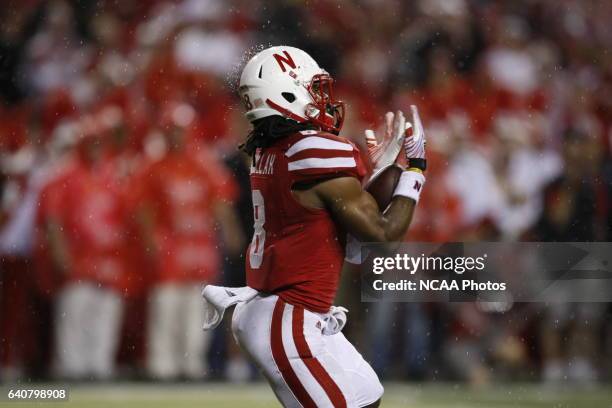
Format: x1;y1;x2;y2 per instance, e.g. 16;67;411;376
305;73;345;134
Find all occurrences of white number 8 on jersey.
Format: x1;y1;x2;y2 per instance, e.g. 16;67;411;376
249;190;266;268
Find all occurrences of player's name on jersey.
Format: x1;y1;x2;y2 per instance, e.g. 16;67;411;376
251;151;276;175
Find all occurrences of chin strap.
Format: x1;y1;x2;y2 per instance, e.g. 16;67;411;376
266;99;308;123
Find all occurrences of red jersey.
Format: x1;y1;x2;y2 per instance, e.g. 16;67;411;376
43;159;129;291
139;151;237;283
246;130;366;313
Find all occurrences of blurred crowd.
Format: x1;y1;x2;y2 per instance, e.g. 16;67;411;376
1;0;612;386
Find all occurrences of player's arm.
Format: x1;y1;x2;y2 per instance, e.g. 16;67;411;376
312;105;427;243
312;174;420;242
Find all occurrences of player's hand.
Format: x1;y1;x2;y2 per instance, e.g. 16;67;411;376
364;129;378;152
363;111;392;158
364;111;406;173
404;105;426;171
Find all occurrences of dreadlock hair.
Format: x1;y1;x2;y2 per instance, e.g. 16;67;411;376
240;115;317;155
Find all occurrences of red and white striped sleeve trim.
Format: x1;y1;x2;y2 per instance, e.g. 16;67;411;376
285;134;356;173
286;136;354;158
288;157;357;172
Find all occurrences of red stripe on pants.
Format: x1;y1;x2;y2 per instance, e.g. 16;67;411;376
292;306;347;408
270;298;316;407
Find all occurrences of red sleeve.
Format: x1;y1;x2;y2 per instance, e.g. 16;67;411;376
285;131;366;184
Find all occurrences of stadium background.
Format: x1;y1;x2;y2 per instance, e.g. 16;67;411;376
1;0;612;406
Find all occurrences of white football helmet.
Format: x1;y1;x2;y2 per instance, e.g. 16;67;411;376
239;46;345;133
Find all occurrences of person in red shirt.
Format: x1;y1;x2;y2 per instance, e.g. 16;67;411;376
43;116;127;380
135;103;243;380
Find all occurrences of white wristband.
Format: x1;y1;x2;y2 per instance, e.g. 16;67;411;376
393;170;425;203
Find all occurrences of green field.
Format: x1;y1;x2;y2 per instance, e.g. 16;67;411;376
2;382;612;408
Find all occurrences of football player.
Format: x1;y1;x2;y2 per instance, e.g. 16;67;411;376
204;46;426;407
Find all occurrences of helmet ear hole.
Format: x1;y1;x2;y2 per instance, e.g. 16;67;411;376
281;92;296;103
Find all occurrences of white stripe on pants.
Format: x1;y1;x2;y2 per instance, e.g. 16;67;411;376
231;294;383;408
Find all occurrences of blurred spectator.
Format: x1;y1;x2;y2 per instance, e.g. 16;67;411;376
0;3;42;104
22;1;91;97
535;129;608;384
536;130;606;241
40;117;127;380
134;104;243;380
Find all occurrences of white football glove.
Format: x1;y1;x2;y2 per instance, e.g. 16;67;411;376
392;105;426;203
364;111;407;175
403;105;426;170
361;107;426;205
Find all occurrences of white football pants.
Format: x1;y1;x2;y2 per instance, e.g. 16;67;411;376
232;294;383;407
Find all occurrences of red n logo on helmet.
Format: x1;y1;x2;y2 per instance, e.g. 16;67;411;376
273;51;297;72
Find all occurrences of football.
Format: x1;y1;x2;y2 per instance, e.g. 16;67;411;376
365;164;404;211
